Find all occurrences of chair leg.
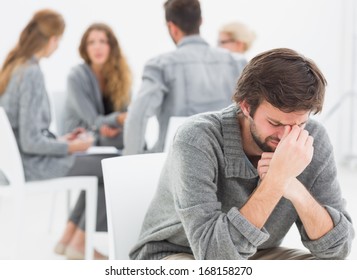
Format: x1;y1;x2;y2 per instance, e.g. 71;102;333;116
84;186;97;260
0;197;3;215
47;193;57;233
66;189;71;216
48;190;71;233
12;192;25;259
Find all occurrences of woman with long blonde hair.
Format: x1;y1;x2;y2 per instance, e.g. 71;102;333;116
54;22;132;260
64;23;132;149
0;9;95;183
0;10;111;260
0;10;63;94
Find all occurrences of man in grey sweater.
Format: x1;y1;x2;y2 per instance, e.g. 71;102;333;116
130;48;354;260
123;0;243;155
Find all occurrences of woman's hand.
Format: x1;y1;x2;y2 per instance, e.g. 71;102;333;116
99;124;121;138
59;127;86;141
116;112;127;126
67;133;94;154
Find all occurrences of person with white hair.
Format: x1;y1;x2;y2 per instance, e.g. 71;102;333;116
218;21;256;69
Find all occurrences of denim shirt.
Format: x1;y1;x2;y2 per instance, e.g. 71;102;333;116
123;35;243;154
64;63;128;149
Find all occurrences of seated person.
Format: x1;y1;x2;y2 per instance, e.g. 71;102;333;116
0;9;112;260
64;23;132;150
123;0;244;155
130;48;354;260
218;21;256;69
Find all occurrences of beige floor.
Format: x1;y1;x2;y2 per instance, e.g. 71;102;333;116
0;164;356;260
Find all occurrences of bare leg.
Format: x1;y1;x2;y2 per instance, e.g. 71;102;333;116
57;221;77;245
55;222;107;259
57;154;116;259
66;228;107;260
54;221;77;255
67;227;85;252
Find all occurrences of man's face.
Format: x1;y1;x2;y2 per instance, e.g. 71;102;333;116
245;100;310;152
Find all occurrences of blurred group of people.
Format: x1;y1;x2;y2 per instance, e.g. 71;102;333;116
0;0;255;259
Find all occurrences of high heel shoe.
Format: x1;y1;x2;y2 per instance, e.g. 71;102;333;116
54;243;67;255
65;246;84;260
65;246;108;260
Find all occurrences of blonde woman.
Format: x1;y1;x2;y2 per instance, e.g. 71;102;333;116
218;21;256;70
54;23;132;260
0;10;111;260
0;9;94;185
64;23;132;149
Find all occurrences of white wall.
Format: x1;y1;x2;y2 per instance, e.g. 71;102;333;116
0;0;355;160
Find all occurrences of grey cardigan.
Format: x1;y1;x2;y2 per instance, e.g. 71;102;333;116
0;58;74;181
123;35;243;155
64;64;127;148
130;104;354;260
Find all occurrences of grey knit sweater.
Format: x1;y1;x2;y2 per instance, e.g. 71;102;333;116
64;63;128;148
0;58;74;181
130;104;354;260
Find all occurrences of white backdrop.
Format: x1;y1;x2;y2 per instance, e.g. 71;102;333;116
0;0;355;159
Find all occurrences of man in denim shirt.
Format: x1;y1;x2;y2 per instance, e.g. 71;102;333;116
123;0;243;155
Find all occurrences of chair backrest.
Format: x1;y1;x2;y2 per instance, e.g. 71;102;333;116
0;107;25;186
102;153;167;259
164;117;187;152
144;116;159;150
48;91;67;135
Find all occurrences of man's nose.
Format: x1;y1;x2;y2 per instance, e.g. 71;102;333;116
277;125;292;139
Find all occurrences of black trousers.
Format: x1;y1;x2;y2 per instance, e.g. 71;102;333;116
66;153;118;231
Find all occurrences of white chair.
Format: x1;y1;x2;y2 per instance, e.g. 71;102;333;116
102;153;167;259
47;90;71;230
48;91;67;135
164;116;187;152
0;107;98;259
144;116;159;150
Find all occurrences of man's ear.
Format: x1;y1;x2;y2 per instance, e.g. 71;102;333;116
239;100;251;118
167;21;177;35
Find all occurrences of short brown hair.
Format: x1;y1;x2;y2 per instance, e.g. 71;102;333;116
164;0;201;35
233;48;327;116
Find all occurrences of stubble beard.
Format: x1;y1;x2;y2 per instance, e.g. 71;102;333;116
249;119;276;153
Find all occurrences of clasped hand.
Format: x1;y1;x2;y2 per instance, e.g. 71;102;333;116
59;128;94;153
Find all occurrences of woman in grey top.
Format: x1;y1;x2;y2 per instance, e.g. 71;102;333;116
64;23;132;149
0;10;109;259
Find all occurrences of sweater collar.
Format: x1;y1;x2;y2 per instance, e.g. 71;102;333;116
81;63;105;113
177;35;208;48
221;104;258;179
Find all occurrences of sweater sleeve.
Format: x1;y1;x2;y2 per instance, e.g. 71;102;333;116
296;125;355;259
171;140;269;260
66;68;120;130
123;58;167;155
18;66;68;156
